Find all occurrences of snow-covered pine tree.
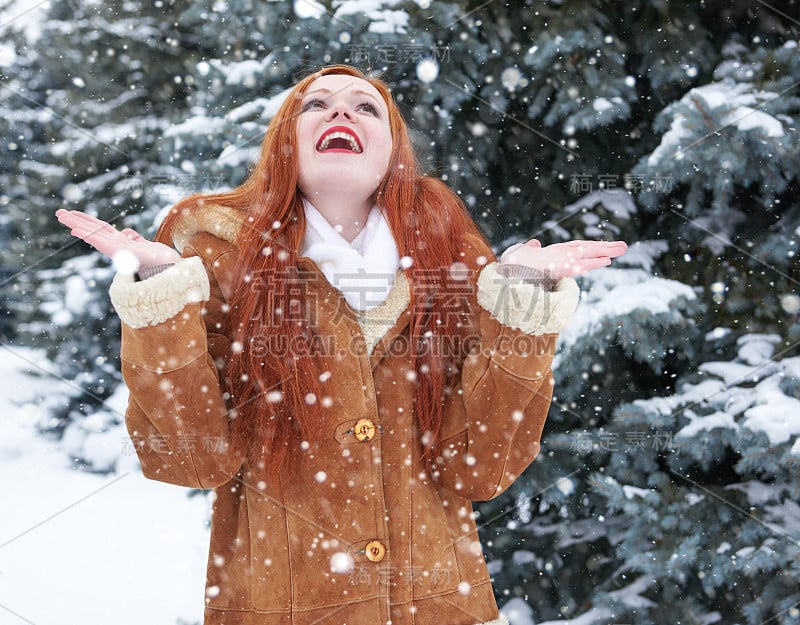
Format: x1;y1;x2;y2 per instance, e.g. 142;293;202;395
586;331;800;624
3;0;205;458
0;15;27;342
633;37;800;337
470;2;799;623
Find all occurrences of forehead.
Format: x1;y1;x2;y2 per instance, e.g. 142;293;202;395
302;74;386;105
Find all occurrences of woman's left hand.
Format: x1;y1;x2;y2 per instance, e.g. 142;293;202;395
500;239;628;281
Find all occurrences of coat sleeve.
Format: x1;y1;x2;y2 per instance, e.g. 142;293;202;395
434;256;580;501
109;234;244;489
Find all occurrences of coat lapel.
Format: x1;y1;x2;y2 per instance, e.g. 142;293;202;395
297;257;413;370
365;274;412;371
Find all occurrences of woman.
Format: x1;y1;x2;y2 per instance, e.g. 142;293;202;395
57;65;626;625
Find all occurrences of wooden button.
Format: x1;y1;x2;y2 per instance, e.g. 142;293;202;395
365;540;385;562
354;418;376;442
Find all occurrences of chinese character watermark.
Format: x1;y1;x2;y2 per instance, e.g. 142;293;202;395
568;172;674;195
349;44;450;66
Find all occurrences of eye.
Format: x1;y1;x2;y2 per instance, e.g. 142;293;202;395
357;102;380;117
301;98;326;112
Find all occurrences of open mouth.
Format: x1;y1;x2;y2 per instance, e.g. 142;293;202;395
316;126;363;153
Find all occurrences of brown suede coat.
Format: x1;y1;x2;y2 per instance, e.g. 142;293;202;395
115;207;568;625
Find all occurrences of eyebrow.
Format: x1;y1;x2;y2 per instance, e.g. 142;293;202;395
303;87;383;106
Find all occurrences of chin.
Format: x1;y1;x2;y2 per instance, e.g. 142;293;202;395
309;167;383;198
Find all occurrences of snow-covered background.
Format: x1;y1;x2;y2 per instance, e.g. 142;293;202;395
0;348;209;625
1;4;209;617
3;0;800;623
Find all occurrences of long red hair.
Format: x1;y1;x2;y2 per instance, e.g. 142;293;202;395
156;65;490;479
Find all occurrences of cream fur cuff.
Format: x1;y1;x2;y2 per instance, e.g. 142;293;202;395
109;256;210;329
477;262;580;335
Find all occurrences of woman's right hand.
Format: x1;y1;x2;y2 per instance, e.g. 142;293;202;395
55;209;181;269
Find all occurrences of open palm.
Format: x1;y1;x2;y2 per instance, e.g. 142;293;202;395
501;238;627;280
55;209;180;268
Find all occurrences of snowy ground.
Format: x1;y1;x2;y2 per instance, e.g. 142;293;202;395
0;347;209;625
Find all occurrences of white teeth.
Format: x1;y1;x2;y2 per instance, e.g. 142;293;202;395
317;131;362;153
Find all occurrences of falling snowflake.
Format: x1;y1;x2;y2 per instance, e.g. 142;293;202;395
112;250;140;276
330;552;354;574
416;59;439;84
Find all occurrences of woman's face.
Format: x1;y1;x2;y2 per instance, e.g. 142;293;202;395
296;74;393;206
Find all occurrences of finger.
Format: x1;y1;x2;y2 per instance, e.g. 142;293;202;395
67;219;129;247
65;219;119;238
589;241;628;252
606;246;628;258
61;212;119;237
523;239;542;248
500;242;525;263
560;240;628;250
588;241;628;250
120;228;146;242
574;257;612;274
55;209;97;226
66;231;116;257
69;228;120;252
574;242;628;259
56;209;93;230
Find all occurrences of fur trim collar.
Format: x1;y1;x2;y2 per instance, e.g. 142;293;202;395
356;270;410;354
171;203;244;252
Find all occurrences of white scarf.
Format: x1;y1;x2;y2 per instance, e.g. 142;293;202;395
301;199;400;312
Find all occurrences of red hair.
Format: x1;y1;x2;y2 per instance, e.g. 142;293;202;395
156;65;491;479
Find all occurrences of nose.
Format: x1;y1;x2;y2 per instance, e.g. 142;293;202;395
324;101;355;122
